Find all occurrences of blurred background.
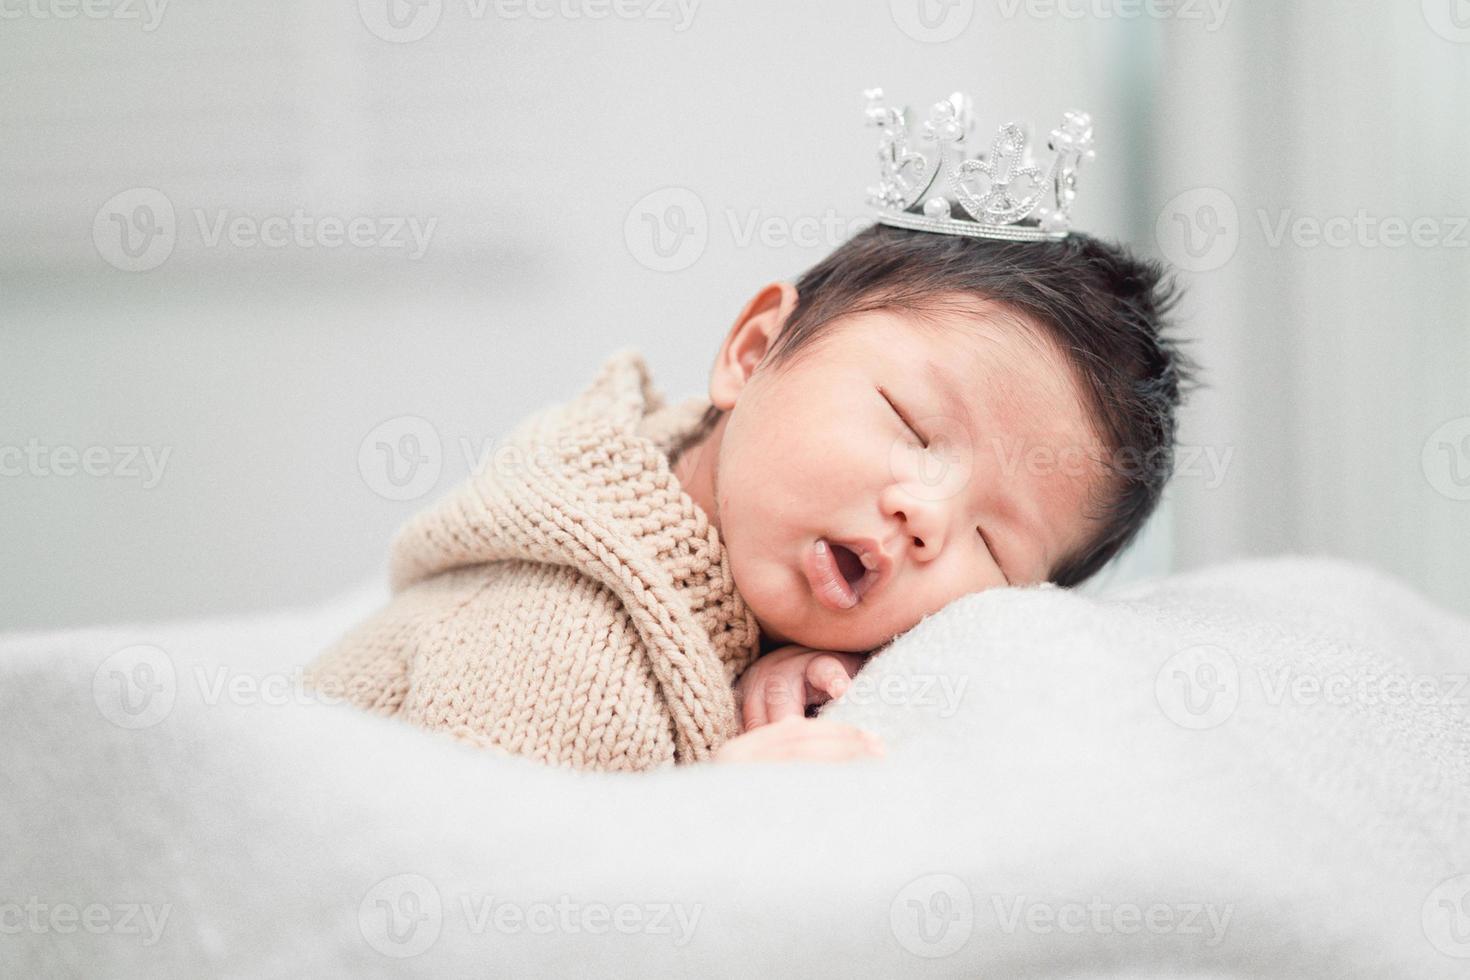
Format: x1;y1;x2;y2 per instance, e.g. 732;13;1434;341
2;1;1467;630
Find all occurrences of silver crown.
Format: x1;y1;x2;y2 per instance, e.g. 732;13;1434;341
863;87;1096;242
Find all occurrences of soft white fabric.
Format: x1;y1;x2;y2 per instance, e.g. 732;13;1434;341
3;556;1468;978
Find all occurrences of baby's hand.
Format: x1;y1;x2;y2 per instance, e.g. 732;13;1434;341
735;644;868;730
713;717;884;764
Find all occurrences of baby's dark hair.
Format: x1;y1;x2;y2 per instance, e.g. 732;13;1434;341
705;222;1202;587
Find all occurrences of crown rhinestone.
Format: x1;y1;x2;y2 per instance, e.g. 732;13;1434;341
863;88;1094;242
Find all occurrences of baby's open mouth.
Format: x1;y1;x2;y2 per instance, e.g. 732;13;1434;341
829;543;867;586
803;537;887;612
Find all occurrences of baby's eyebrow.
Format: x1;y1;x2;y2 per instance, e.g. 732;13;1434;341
924;359;974;433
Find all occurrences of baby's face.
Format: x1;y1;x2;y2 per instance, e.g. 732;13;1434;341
676;290;1108;654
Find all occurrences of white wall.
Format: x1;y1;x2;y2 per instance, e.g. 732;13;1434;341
0;1;1285;628
1153;3;1470;617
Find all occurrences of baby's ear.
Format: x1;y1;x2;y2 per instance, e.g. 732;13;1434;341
710;282;798;407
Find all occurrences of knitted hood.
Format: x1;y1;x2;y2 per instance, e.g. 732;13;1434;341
385;347;761;762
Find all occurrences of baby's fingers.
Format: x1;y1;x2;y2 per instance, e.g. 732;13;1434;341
805;654;858;702
740;677;767;731
782;731;885;762
760;670;809;726
764;718;885;758
714;718;885;764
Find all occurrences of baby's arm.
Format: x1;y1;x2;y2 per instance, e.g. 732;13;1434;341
303;568;479;718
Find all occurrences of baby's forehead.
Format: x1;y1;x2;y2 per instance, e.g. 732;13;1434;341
841;302;1094;420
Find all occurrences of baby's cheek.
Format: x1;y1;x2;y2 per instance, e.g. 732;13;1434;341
727;542;798;618
877;580;968;645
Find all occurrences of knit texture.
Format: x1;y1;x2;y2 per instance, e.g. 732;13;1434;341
304;348;761;772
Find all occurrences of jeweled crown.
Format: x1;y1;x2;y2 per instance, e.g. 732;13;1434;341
863;87;1096;242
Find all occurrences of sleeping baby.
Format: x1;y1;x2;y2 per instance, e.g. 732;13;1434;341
304;220;1194;770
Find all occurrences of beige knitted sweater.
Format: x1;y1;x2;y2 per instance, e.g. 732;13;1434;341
305;348;762;772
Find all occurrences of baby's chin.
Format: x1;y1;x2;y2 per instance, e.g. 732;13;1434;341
745;596;898;655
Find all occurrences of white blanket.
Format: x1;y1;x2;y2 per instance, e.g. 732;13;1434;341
3;556;1468;978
